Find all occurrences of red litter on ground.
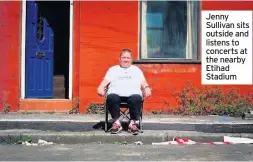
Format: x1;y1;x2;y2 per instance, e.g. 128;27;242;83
152;136;253;145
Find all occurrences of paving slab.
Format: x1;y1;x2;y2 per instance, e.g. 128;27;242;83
1;113;252;123
2;143;253;161
1;129;252;144
0;113;253;133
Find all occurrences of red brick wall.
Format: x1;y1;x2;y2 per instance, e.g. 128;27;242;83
78;1;253;113
0;2;21;112
202;1;253;10
79;1;138;112
1;1;252;113
137;1;253;112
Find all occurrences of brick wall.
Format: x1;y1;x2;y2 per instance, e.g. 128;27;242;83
0;2;21;112
78;1;253;113
0;1;252;113
79;1;138;112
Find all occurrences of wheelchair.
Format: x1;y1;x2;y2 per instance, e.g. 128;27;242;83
104;92;144;133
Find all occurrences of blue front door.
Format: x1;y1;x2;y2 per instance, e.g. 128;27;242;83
25;1;54;98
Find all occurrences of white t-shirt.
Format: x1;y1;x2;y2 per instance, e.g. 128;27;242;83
104;65;145;97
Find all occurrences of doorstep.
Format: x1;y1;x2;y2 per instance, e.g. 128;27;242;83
19;99;72;112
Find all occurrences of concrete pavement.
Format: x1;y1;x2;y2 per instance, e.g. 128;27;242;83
1;113;253;144
1;113;252;124
1;113;253;133
1;129;253;144
1;143;253;161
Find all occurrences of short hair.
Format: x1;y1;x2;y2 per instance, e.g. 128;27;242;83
120;48;132;57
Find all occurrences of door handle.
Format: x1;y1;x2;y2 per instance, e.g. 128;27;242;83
36;51;45;57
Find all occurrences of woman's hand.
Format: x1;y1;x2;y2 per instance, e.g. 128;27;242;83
144;87;152;97
97;87;105;97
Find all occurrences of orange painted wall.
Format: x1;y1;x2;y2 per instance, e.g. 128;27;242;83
79;1;139;112
78;1;253;113
1;1;253;113
202;1;253;10
0;2;21;112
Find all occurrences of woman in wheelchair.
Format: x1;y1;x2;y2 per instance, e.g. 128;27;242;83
97;48;152;135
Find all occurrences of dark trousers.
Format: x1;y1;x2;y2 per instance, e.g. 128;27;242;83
106;93;142;121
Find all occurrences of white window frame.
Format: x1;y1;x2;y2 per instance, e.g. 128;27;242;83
138;1;200;61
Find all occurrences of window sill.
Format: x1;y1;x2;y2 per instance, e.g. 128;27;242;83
133;59;201;64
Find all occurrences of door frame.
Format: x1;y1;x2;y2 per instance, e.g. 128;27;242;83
21;0;74;100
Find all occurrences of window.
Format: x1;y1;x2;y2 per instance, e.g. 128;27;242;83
140;1;200;60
